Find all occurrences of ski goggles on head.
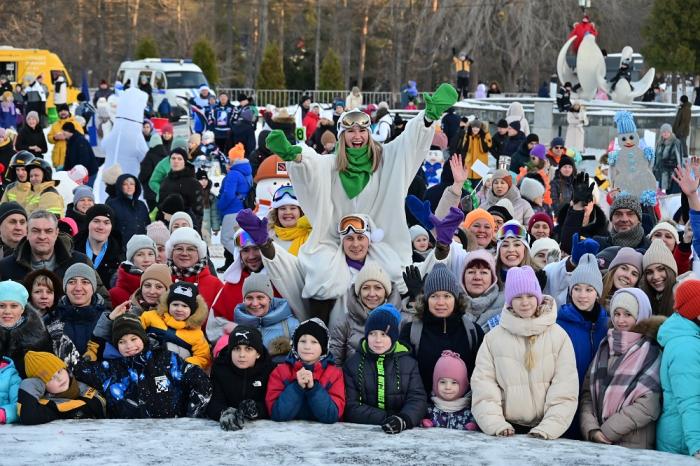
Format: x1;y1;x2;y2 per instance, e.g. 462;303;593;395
235;230;257;249
272;185;297;204
496;222;529;242
338;215;369;236
339;110;371;130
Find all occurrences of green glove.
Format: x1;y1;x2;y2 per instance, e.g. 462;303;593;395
423;83;459;121
265;129;302;162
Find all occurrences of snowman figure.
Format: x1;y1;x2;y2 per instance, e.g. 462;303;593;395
253;154;292;218
423;149;444;187
608;111;657;206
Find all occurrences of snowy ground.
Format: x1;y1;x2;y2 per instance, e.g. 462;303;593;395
0;419;694;465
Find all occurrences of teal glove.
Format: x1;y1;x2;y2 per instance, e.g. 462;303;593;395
265;129;302;162
423;83;459;121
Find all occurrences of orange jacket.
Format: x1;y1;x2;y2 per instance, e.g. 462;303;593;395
517;167;552;207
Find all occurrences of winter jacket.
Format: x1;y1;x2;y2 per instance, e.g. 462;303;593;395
148;155;171;203
501;130;526;157
206;345;275;421
65;203;89;234
48;116;84;169
211;103;234;140
550;172;574;215
424;394;477;430
109;263;143;307
266;114;297;145
25;180;64;217
158;167;204;229
0;309;53;379
478;184;534;226
231;298;299;358
217;159;253;216
139;141;168;208
47;295;107;355
73;231;124;289
565;109;588;152
471;296;579;439
18;377;106;425
172;267;223;310
463;283;505;334
453;126;493;180
441;111;461;143
516;167;552;207
15;123;48;156
556;302;608;388
0;181;32;209
230;110;256;156
556;204;608;254
105;174;151;246
399;307;484;397
329;286;404;366
345;93;363;110
64;133;98;176
672;102;692;139
303;111;320;140
0;103;19;129
344;340;427;427
74;339;212;419
656;313;700;456
0;358;20;424
654;136;683;190
579;317;664;450
140;296;212;369
266;353;345;423
508;140;532;173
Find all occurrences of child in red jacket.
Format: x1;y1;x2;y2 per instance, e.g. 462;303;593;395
266;318;345;423
109;235;158;306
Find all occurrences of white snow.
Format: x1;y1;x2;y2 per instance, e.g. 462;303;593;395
0;419;694;465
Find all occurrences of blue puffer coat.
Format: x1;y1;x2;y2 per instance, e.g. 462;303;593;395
556;302;608;386
0;357;21;424
234;298;299;354
656;313;700;456
217;159;252;216
47;295;107;355
106;174;151;247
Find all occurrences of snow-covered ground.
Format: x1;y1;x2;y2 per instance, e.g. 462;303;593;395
0;419;694;465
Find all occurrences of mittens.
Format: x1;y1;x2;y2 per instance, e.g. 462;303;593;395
265;129;302;161
430;207;465;245
381;414;407;434
220;407;245;431
406;195;435;230
423;83;459;121
238;399;259;420
236;209;270;245
570;233;600;266
421;418;434;428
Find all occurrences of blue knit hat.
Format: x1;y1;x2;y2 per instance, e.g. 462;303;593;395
614;111;637;134
423;263;462;299
365;304;401;343
0;280;29;308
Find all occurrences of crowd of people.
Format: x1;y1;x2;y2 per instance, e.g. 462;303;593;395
0;75;696;461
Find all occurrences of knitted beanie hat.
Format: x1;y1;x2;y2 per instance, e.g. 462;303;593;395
648;221;679;245
528;212;554;234
165;227;207;260
643;239;678;275
227;325;265;355
488;199;514;222
167;282;199;312
558;156;575;170
674;279;700;320
496;220;531;255
530;238;561;261
126;235;157;263
423;263;462;299
432;350;468;399
111;313;148;348
519;177;545;202
463;208;495;231
72;185;94;204
610;288;652;322
293;318;329;358
85;204;115;224
529;144;547;160
354;262;392;295
550;137;565;148
492;169;513;188
607;247;644;274
364;304;401;344
610;193;642;221
24;351;66;384
504;265;542;307
462;249;497;285
409;225;429;243
0;280;29;308
169;211;193;232
63;263;97;293
140;263;173;288
146;221;170;246
243;272;274;300
569;253;603;296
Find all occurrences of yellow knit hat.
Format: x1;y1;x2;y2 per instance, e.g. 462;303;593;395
24;351;66;384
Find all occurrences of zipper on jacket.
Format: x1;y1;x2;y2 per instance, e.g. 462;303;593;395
589;323;596;350
443;317;447;334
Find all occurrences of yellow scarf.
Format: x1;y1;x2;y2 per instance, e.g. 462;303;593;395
274;216;312;256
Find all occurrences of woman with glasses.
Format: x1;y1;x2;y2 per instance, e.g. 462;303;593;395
263;84;458;301
267;185;312;256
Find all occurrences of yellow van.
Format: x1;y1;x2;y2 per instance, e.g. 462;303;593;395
0;46;79;107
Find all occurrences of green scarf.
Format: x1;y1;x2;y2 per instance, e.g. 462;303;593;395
339;146;373;199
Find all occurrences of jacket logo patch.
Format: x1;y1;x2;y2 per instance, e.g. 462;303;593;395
154;375;169;393
173;285;193;298
252;380;262;387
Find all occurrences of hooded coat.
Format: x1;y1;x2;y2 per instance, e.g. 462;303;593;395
139;138;169;209
106;174;151;246
0;309;53;378
478;184;534;227
217;159;253;216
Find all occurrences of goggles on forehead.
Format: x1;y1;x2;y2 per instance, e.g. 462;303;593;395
339;110;371;130
272;185;297;203
338;215;369;236
235;230;257;248
496;222;529;242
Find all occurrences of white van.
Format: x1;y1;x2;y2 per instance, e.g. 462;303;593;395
115;58;210;111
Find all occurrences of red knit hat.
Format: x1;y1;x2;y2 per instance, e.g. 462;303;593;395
674;279;700;320
528;212;554;234
432;350;469;398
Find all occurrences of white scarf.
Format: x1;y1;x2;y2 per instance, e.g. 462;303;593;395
431;393;471;413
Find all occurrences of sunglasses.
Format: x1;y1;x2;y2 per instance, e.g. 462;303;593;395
235;230;257;248
272;185;297;203
497;222;529;242
553;146;564;149
338;215;369;235
339;110;371;130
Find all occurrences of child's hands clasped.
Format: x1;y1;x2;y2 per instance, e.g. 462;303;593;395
296;368;314;389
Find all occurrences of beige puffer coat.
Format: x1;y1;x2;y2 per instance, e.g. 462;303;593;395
471;295;579;439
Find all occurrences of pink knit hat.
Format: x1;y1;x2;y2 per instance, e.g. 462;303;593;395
432;350;469;398
504;265;543;307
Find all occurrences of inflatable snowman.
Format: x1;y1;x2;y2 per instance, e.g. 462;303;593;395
423;149;444;187
253;155;292;218
608;111;657;206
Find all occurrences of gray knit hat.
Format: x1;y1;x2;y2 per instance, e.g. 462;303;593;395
72;185;95;204
409;225;429;243
63;263;97;292
423;263;462;298
610;193;642;221
126;235;157;263
660;123;673;134
519;177;545;202
569;253;603;296
169;211;193;232
242;272;274;300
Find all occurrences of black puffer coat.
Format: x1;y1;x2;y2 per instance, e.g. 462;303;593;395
105;174;151;247
158;166;203;230
0;308;53;378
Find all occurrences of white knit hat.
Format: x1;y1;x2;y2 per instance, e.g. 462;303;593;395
166;227;207;260
530;238;560;260
354;262;392;295
648;221;679;245
518;177;545;203
642;239;678;274
168;211;193;232
409;225;429;242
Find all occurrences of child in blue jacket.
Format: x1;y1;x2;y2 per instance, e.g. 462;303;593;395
0;356;20;425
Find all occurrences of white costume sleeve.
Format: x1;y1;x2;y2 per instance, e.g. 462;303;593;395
262;242;312;322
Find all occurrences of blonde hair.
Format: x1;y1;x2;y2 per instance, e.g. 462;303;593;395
336;134;383;173
32;275;54;292
267;205;304;228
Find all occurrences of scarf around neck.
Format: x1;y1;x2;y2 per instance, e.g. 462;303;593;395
432;393;470;413
339;146;373;199
610;223;644;248
168;258;207;279
273;216;312;256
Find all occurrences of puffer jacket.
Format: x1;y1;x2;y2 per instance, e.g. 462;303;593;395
217;159;253;216
463;283;505;334
656;313;700;456
343;340;427;427
478;184;534;226
471;296;579;439
158;166;203;228
0;308;53;378
231;298;299;359
47;294;107;355
18;377;107;424
556;302;608;387
0;181;32;208
140;295;211;369
329;286;404;366
579;316;664;450
0;357;21;424
26;180;64;217
105;174;151;246
108;263;143;307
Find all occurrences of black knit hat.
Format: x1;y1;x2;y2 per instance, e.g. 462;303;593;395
558;156;575;169
170;147;188;159
526;133;540;144
508;120;521;131
56;103;70;114
86;204;115;224
159;194;185;215
61;122;77;133
112;314;148;348
497;119;508;129
0;201;27;226
227;325;265;355
293;318;329;358
167;282;199;312
195;169;209;180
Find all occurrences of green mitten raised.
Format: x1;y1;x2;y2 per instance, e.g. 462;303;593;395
265;129;302;161
423;83;459;121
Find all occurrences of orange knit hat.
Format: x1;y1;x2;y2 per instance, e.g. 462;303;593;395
228;143;245;162
463;208;495;231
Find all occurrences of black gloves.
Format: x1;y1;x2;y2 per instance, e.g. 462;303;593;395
381;414;408;434
220;407;245;431
572;172;594;205
403;266;424;300
239;399;260;420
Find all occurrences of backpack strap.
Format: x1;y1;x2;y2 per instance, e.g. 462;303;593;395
409;320;423;354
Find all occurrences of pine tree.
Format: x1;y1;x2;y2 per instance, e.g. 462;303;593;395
135;37;159;60
192;37;219;85
319;50;343;90
642;0;699;74
257;43;287;89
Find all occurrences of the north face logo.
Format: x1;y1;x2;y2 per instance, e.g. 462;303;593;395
154;375;169;393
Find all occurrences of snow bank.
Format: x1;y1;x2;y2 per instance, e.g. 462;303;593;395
1;419;694;465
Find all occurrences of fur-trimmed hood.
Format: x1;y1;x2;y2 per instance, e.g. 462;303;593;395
631;315;666;342
156;293;208;330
